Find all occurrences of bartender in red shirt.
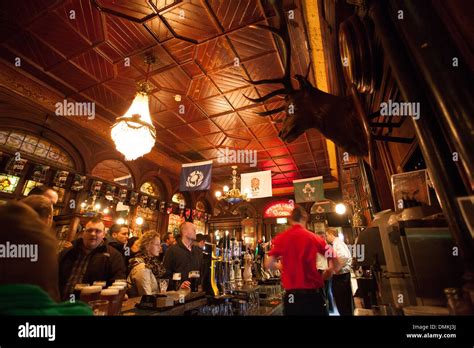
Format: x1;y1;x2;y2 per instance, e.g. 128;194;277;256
265;205;340;315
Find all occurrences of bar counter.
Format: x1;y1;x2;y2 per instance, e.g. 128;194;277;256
120;289;283;316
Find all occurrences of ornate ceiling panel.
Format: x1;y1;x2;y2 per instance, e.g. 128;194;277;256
1;0;334;188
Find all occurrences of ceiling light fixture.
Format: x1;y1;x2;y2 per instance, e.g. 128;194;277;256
215;166;250;204
111;54;156;161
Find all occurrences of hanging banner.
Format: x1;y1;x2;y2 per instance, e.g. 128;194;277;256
293;176;324;203
179;160;213;191
241;170;272;199
71;174;87;191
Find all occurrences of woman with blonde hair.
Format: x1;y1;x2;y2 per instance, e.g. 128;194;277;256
127;231;165;296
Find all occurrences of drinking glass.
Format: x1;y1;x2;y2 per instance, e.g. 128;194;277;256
72;283;89;300
80;285;102;304
88;300;109;316
100;289;121;316
93;281;106;288
158;279;169;293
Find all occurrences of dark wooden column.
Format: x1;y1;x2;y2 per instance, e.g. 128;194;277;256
369;2;474;284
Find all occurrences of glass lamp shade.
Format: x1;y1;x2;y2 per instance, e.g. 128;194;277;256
111;93;156;161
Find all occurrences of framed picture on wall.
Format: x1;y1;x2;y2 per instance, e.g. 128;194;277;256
391;169;431;212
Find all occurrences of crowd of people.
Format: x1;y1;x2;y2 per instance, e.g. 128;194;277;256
0;186;354;316
0;187;204;315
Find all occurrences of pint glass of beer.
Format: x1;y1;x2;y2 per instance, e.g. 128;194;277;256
93;281;106;288
109;284;127;302
100;288;121;316
188;271;200;292
172;273;181;291
73;283;89;301
80;285;102;304
88;300;109;316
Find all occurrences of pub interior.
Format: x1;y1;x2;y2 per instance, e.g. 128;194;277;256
0;0;473;321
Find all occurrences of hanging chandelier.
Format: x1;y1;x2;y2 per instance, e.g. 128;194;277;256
111;55;156;161
215;166;251;204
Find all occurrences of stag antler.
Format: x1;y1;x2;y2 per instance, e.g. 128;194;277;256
242;0;374;161
243;0;293;112
240;1;415;167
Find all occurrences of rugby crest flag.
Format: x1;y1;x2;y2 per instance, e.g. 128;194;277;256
293;176;324;203
180;160;213;191
241;170;272;199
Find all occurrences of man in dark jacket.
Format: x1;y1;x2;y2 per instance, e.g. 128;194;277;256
59;217;126;300
107;224;129;262
163;222;202;290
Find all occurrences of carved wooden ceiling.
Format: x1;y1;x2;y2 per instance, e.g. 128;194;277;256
0;0;334;188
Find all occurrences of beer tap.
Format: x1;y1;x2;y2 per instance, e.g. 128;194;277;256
229;238;235;283
209;241;221;297
234;240;242;284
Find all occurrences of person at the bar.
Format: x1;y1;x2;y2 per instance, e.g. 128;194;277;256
21;195;54;228
316;231;335;313
326;228;354;316
108;224;130;259
28;185;59;205
160;232;176;256
265;205;341;316
127;231;165;296
0;202;92;315
163;222;202;289
194;233;206;249
58;216;126;300
125;236;140;269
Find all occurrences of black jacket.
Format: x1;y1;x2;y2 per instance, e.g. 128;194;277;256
58;239;126;299
108;240;128;268
163;239;202;282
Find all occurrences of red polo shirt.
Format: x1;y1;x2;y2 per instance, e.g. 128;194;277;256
268;224;331;290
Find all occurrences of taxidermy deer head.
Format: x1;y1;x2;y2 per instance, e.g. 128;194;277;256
243;0;370;158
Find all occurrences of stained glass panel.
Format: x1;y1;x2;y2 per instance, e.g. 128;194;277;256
140;182;161;198
0;173;20;193
22;180;43;196
0;130;74;169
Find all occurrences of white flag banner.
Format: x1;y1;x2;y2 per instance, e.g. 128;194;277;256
241;170;272;199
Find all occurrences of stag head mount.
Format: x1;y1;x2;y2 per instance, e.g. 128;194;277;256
243;0;369;158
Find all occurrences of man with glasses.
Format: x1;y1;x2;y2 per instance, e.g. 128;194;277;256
58;216;126;300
